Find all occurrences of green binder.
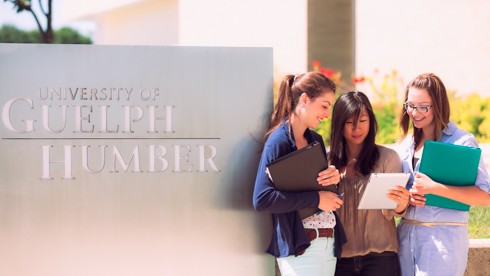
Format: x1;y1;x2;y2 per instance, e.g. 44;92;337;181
419;140;481;211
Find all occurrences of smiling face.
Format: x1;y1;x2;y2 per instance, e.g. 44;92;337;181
302;90;335;129
406;87;435;130
343;109;370;148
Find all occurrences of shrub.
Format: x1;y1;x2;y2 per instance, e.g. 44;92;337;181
449;92;490;143
0;24;92;44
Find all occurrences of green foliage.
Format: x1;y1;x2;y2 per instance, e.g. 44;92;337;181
0;24;92;44
0;24;40;43
450;93;490;143
369;71;405;144
54;27;92;44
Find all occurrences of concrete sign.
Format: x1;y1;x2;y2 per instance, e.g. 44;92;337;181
0;44;273;275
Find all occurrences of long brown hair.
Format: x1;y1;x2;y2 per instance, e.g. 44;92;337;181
267;72;336;137
329;91;379;176
400;73;450;149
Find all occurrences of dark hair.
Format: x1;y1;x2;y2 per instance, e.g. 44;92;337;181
267;72;336;137
329;91;379;176
400;73;450;149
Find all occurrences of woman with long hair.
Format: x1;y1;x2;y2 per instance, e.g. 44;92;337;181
253;72;347;276
329;91;409;276
397;73;490;276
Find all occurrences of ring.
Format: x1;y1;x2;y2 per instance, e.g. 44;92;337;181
398;196;401;200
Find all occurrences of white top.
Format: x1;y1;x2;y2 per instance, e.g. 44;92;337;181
302;210;336;228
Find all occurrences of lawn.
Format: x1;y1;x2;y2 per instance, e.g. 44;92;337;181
468;206;490;239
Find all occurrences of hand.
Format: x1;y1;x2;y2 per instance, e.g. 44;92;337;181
317;165;340;186
387;185;410;213
409;189;427;207
318;191;343;212
412;172;440;195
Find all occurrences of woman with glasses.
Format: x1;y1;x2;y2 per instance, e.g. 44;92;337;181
396;73;490;276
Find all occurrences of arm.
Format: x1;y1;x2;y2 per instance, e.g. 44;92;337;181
253;143;320;213
411;173;490;206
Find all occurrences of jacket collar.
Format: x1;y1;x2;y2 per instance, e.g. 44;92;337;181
442;121;457;136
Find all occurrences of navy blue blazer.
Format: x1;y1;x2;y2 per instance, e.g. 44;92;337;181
253;121;347;258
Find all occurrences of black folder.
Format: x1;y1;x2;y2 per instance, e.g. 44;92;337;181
266;141;337;219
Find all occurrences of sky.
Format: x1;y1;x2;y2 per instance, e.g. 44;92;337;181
0;1;95;37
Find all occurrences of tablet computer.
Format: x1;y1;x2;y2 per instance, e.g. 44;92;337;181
357;173;410;210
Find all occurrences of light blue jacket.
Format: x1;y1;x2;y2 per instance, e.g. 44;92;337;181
396;121;490;276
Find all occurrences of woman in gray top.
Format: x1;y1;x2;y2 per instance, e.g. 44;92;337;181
328;91;410;276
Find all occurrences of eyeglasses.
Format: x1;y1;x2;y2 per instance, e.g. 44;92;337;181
403;103;433;113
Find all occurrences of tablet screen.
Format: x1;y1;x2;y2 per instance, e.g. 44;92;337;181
358;173;410;210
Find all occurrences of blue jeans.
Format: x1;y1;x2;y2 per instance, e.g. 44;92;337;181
277;229;336;276
335;251;400;276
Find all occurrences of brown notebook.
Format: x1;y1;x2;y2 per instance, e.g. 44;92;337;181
266;141;338;219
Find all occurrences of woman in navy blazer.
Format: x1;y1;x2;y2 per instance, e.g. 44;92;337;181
253;72;347;276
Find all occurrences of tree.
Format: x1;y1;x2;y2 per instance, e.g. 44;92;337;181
0;25;92;44
3;0;54;43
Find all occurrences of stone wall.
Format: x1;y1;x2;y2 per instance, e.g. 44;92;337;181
464;239;490;276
